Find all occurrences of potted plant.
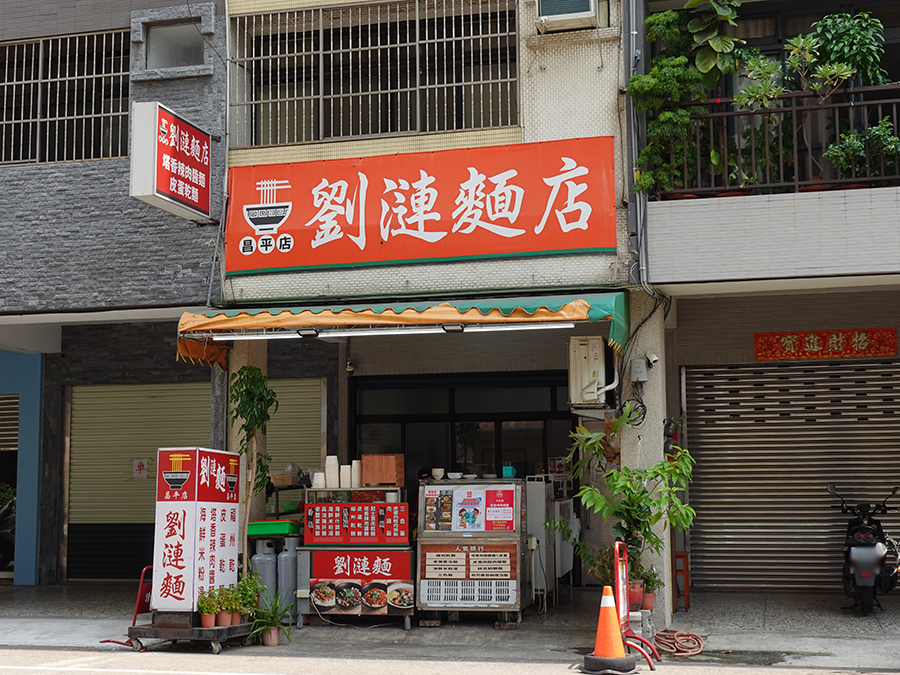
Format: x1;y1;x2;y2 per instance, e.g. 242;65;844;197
197;588;219;628
638;566;665;610
247;592;292;646
236;571;265;622
229;365;279;577
823;117;900;184
559;402;695;603
216;587;240;627
626;9;706;196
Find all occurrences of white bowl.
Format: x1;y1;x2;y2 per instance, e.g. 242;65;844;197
447;472;463;480
462;474;477;480
483;473;498;479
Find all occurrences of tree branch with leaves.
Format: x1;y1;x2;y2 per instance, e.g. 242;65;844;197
229;365;279;576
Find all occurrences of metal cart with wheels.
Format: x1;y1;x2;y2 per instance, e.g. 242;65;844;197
127;611;254;653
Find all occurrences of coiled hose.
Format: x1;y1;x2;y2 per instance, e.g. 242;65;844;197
654;629;705;657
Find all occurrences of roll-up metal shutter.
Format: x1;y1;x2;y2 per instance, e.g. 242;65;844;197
69;383;212;524
0;395;18;453
686;360;900;590
265;378;324;504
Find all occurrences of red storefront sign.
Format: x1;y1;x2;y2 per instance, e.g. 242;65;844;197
224;136;615;275
310;550;414;616
304;503;409;544
312;550;411;580
152;447;240;612
754;328;897;361
131;102;211;219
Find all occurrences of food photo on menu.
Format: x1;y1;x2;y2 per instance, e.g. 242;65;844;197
310;578;415;615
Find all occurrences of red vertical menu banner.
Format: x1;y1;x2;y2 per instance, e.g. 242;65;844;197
151;447;240;612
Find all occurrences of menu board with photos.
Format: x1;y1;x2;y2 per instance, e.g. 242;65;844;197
422;484;517;533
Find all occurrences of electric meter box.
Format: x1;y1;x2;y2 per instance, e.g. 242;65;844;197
568;337;607;406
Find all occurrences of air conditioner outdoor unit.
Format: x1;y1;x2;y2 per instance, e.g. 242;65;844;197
568;336;613;407
536;0;608;33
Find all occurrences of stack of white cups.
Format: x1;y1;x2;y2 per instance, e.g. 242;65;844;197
325;455;339;488
340;464;352;488
351;460;362;488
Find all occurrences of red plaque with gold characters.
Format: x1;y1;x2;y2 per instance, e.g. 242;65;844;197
754;328;897;361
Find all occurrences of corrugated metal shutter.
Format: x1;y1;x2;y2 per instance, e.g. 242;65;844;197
0;395;18;453
69;383;211;524
686;360;900;590
266;378;324;473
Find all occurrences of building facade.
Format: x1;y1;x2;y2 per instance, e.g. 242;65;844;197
640;0;900;591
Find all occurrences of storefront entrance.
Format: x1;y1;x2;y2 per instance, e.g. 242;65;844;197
351;372;575;489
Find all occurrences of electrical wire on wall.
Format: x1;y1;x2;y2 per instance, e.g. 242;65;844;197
613;296;666;425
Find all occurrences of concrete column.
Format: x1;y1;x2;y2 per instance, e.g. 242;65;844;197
619;291;671;626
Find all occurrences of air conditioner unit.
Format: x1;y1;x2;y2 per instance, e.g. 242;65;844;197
568;336;614;407
536;0;608;33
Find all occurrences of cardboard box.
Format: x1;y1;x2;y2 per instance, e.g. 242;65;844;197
361;453;405;487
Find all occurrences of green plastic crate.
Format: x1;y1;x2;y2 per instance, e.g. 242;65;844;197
248;519;301;537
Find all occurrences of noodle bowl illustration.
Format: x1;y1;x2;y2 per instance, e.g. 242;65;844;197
243;179;292;235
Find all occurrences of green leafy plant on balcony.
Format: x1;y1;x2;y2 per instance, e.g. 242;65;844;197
685;0;743;91
627;10;705;194
823;117;900;180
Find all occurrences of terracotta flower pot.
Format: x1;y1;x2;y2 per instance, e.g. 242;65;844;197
232;610;242;625
640;591;656;610
216;610;232;627
628;580;644;610
200;612;216;628
261;626;281;646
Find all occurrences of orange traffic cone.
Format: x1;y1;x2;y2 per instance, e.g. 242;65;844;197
581;586;637;674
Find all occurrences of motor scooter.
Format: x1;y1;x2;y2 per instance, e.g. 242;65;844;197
0;498;14;570
826;484;900;614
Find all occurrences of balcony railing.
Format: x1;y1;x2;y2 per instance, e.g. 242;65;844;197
658;83;900;199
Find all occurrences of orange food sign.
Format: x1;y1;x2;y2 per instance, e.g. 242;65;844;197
224;137;615;275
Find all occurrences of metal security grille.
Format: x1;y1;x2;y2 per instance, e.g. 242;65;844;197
685;361;900;590
0;31;129;164
230;0;518;147
420;579;516;605
0;395;18;453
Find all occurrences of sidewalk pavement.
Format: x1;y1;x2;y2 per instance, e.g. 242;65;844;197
2;582;900;671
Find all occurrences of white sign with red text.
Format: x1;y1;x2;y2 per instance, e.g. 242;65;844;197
131;102;211;220
151;447;240;612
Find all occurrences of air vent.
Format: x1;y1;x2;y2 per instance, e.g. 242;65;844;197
536;0;608;33
420;579;517;606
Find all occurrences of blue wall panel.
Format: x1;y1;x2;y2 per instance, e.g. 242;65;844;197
0;349;42;585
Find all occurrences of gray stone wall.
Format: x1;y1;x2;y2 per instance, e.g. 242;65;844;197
0;1;227;314
0;1;225;42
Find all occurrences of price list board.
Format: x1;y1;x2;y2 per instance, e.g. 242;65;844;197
305;503;409;545
420;543;517;581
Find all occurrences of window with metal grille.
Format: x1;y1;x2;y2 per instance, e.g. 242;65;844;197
231;0;518;148
0;31;129;164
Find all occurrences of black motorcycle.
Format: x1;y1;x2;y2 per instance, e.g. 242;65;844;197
0;498;14;570
826;485;900;614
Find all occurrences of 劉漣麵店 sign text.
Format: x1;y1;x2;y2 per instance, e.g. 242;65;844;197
224;137;615;274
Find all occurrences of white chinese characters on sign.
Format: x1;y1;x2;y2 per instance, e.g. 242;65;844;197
240;157;592;255
332;554;395;577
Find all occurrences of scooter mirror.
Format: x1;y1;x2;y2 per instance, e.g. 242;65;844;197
892;486;900;498
826;484;837;495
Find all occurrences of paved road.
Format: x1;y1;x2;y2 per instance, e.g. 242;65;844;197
0;647;892;675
